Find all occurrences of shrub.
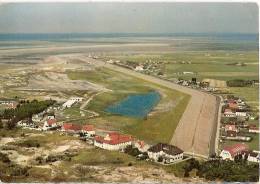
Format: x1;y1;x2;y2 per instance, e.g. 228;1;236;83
18;140;40;148
0;152;11;163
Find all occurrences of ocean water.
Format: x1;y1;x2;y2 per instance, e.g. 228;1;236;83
105;91;161;118
0;33;258;42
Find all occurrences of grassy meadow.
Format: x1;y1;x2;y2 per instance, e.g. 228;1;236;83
67;67;190;144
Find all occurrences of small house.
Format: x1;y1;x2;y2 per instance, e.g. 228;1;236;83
249;126;259;134
248;152;260;163
224;109;236;117
147;143;183;164
61;123;82;133
81;124;95;136
224;124;239;132
42;119;58;130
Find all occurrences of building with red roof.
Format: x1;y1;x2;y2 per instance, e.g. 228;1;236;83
224;108;236;117
220;143;249;160
249;125;260;134
81;124;95;136
42;119;58;130
61;123;82;133
94;132;132;150
224;124;238;132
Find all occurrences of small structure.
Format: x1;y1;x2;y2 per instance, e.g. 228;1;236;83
220;143;248;160
94;132;132;151
61;123;81;133
62;97;83;108
134;140;150;152
134;65;144;71
42;119;58;131
224;109;236;117
249;126;260;133
235;112;247;117
226;130;237;137
147;143;183;164
248;152;260;163
81;124;95;136
224;124;239;132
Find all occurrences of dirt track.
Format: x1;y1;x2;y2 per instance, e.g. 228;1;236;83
86;57;219;157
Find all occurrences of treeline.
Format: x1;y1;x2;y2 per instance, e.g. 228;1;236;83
183;158;259;182
227;79;254;87
0;99;55;129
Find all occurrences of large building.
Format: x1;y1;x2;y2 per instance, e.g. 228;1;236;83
94;132;132;151
61;123;82;133
81;124;95;136
147;143;183;164
220;143;248;160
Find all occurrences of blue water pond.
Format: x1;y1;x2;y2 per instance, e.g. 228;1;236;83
105;91;161;118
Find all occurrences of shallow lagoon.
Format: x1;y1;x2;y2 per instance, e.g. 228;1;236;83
105;91;161;118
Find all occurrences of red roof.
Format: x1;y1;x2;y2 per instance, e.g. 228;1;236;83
47;119;57;126
249;126;259;130
225;125;237;132
62;123;81;131
94;132;132;145
223;143;249;157
82;124;94;131
229;102;238;109
224;109;233;113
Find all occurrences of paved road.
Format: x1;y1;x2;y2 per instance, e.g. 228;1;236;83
86;58;220;158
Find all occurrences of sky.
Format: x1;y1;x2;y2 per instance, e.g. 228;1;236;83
0;2;258;34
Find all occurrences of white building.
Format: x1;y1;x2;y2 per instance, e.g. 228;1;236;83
224;109;236;117
42;119;58;131
235;112;247;117
81;124;95;136
134;65;144;71
249;126;260;134
147;143;183;164
94;132;132;151
220;143;248;160
62;97;83;108
248;152;260;163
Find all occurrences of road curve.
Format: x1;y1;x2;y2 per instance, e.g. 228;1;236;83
87;58;219;158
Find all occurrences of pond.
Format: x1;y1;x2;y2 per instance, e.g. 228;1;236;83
105;91;161;118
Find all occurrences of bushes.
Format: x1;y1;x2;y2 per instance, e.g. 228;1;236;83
227;80;253;87
0;152;11;163
183;159;259;182
17;140;40;148
124;145;141;157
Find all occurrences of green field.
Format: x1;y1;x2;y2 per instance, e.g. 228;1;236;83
67;67;190;144
105;51;258;81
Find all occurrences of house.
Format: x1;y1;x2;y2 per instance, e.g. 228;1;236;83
94;132;132;151
147;143;183;164
224;124;239;132
220;143;248;160
249;125;260;133
228;102;238;110
235;112;247;117
134;140;150;152
224;109;236;117
0;99;18;109
226;130;237;137
134;65;144;71
42;119;58;130
81;124;95;136
61;123;81;133
248;152;260;163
